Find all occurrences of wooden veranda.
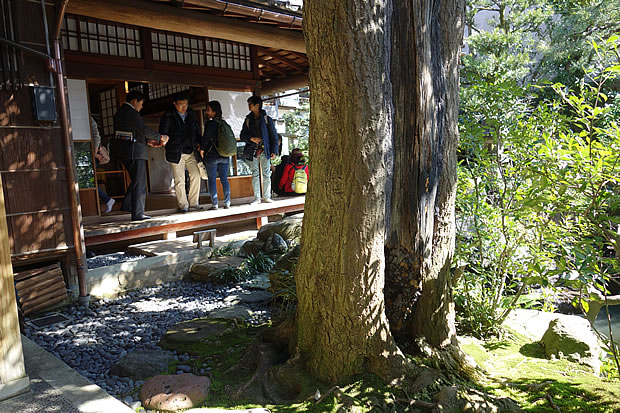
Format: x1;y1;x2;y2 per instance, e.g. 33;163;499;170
83;196;305;248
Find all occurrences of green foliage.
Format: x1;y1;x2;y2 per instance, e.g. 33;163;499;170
209;252;275;284
539;0;620;87
246;252;275;273
269;266;298;313
209;243;235;259
456;32;620;349
282;102;310;158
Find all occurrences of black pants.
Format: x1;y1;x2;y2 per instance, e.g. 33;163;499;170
121;159;147;220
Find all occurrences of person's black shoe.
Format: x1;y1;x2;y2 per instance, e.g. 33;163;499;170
132;215;151;221
177;207;188;213
190;205;204;211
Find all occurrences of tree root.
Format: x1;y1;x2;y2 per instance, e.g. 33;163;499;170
397;397;441;412
415;340;486;383
545;393;561;412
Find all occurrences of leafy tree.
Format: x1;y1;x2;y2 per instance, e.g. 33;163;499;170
282;101;309;156
457;0;619;340
539;0;620;87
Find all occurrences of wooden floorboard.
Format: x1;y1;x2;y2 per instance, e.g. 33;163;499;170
83;196;305;246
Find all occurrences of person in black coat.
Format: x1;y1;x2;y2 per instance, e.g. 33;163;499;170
159;92;203;213
111;90;167;221
200;100;231;210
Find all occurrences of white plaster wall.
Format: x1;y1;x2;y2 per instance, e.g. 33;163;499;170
67;79;91;141
207;90;252;137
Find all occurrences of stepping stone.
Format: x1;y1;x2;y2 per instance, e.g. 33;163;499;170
190;257;246;283
240;273;270;290
159;319;236;348
140;373;211;411
109;349;175;380
209;305;253;321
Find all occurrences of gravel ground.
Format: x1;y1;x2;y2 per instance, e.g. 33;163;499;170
86;252;148;269
23;280;271;409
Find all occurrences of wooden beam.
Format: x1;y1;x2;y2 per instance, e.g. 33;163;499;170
260;74;309;96
66;61;258;91
258;47;306;72
286;50;309;61
67;0;306;53
0;174;29;399
258;59;288;76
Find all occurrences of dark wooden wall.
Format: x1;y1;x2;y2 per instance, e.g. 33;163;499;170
0;0;73;263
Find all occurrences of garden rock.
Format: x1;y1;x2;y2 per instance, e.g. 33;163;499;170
541;317;603;373
190;257;245;282
264;233;288;254
140;373;211;411
159;319;236;348
239;239;266;258
226;291;272;305
241;273;271;290
108;349;175;380
256;217;303;243
270;245;300;274
209;305;253;321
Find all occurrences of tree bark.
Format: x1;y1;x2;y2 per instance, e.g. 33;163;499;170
296;0;405;383
385;0;464;348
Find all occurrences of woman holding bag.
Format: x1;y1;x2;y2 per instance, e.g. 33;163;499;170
200;100;231;210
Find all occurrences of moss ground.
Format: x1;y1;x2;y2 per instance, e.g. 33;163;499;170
459;332;620;412
156;322;620;412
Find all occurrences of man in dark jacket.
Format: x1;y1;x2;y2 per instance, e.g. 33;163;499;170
159;92;203;213
111;90;167;221
239;95;279;204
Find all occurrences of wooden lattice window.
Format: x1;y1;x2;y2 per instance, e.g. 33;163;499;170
205;39;250;71
151;30;251;71
62;15;142;58
0;0;21;89
99;88;116;136
148;83;190;101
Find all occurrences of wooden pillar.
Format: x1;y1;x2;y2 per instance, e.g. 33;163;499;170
0;177;30;401
256;216;267;229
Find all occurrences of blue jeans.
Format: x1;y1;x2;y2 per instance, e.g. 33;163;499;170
245;152;272;200
205;157;230;207
98;187;110;203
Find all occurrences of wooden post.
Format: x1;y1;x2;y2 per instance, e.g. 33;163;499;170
256;216;268;229
0;177;30;401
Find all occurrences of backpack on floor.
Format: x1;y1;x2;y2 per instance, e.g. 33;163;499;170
291;164;308;194
215;119;237;157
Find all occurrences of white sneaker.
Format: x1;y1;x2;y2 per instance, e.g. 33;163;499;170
263;198;275;203
104;198;115;213
250;199;261;205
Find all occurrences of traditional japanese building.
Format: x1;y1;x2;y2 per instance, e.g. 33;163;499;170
0;2;308;394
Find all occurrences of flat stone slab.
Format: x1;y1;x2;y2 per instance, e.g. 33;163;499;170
140;373;211;411
225;291;272;305
109;350;175;380
240;273;271;290
129;231;257;257
129;236;207;256
209;305;253;321
159;319;236;348
190;257;246;283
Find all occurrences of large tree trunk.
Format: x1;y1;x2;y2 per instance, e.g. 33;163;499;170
385;0;464;348
296;0;405;384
